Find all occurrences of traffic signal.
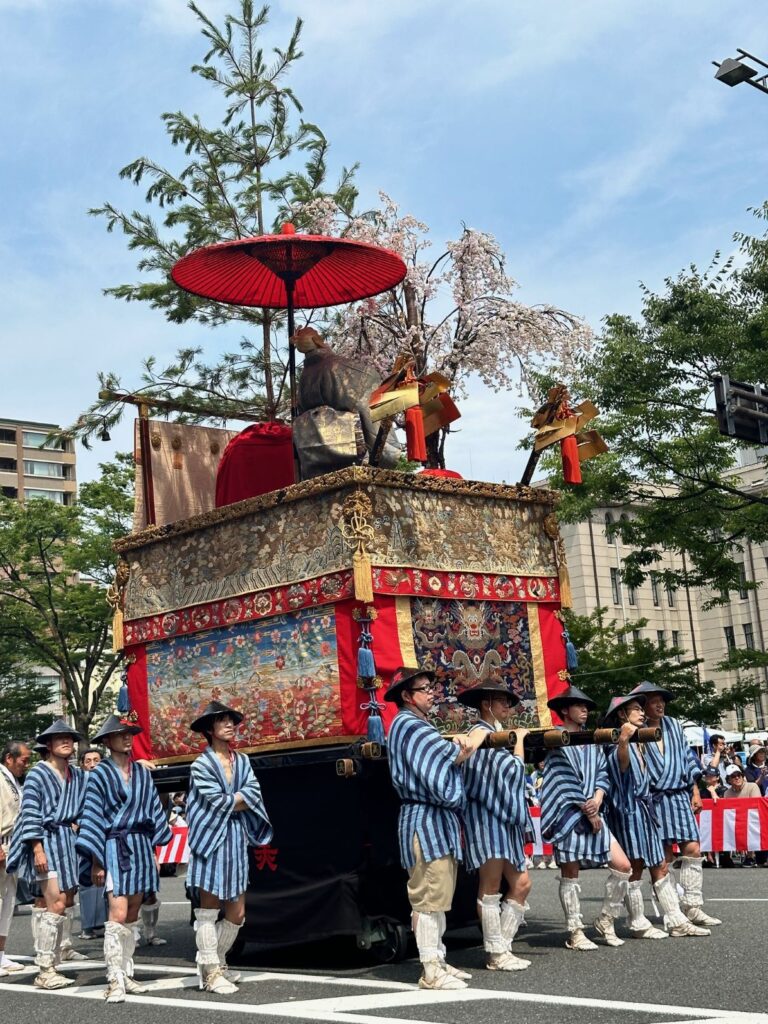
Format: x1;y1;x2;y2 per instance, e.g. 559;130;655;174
714;374;768;444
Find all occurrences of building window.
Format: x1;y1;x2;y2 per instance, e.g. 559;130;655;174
651;574;660;607
755;700;766;730
666;584;675;608
632;629;642;644
736;705;746;730
604;512;614;543
628;585;637;606
743;623;755;650
1;486;17;498
671;630;681;661
0;427;16;444
22;430;64;450
23;460;66;478
610;568;621;604
656;630;665;648
737;564;748;600
0;457;16;472
724;626;736;652
24;488;66;503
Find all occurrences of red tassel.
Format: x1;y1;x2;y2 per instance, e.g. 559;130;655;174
560;434;582;484
405;406;427;462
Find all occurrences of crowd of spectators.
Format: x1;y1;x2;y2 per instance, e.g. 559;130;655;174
697;734;768;868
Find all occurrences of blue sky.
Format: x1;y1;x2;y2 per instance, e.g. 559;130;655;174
1;0;767;485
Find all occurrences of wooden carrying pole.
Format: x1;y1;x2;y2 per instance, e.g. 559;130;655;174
483;729;570;751
481;725;661;752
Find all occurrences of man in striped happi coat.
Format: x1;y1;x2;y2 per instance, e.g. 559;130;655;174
457;681;532;972
539;685;632;952
187;701;272;996
6;720;88;989
629;681;721;929
385;666;485;991
76;714;171;1003
602;694;709;940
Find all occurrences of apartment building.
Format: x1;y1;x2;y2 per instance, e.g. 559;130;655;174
0;417;77;504
557;452;768;732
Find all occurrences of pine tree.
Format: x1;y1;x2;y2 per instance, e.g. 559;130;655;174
70;1;358;445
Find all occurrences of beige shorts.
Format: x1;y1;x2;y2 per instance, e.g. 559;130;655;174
406;835;458;914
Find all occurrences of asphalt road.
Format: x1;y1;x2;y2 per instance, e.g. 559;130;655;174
2;866;766;1024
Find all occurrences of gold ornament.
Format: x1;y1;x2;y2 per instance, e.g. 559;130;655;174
339;491;375;603
106;560;130;652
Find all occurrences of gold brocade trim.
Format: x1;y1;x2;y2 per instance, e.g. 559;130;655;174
150;734;363;766
115;466;558;552
528;605;553;728
395;596;418;668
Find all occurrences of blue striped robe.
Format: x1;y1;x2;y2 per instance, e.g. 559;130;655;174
644;716;701;844
187;748;272;901
462;721;529;871
6;762;85;892
540;743;612;865
76;759;171;897
604;745;664;866
387;710;465;870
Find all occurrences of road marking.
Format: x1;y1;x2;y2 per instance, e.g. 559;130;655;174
707;898;768;902
3;974;768;1022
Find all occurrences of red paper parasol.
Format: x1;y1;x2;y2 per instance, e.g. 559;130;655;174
171;224;407;418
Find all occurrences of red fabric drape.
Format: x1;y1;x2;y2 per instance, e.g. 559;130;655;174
537;603;569;724
335;597;406;735
560;434;582;484
126;647;152;761
404;407;427;462
215;423;295;507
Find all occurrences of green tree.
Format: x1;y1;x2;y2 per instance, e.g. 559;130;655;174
552;202;768;599
0;641;55;745
563;609;762;725
0;455;134;739
70;0;359;444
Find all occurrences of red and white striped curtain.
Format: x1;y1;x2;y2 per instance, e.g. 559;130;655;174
698;798;768;852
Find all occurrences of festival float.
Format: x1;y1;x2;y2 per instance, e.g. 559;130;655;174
109;225;603;960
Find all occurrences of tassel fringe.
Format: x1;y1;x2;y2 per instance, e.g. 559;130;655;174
353;548;374;603
112;607;124;653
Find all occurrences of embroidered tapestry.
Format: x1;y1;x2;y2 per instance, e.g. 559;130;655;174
409;597;543;732
145;606;341;758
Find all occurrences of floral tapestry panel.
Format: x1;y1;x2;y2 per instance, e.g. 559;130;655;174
146;606;341;759
409;598;542;734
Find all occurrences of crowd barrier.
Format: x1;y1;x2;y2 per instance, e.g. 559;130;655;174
697;797;768;853
157;826;190;864
155;798;768;864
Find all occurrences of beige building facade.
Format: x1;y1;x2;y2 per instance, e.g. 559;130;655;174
557;454;768;732
0;417;77;505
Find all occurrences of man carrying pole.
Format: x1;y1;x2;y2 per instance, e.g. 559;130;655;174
602;693;709;940
540;685;633;952
629;681;721;929
457;681;532;972
385;666;486;990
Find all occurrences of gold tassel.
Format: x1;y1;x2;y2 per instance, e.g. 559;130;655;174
112;607;124;653
353;547;374;603
558;559;573;610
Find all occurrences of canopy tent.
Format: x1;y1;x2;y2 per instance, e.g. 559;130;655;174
683;724;767;747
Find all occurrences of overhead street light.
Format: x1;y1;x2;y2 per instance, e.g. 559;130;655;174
713;49;768;95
